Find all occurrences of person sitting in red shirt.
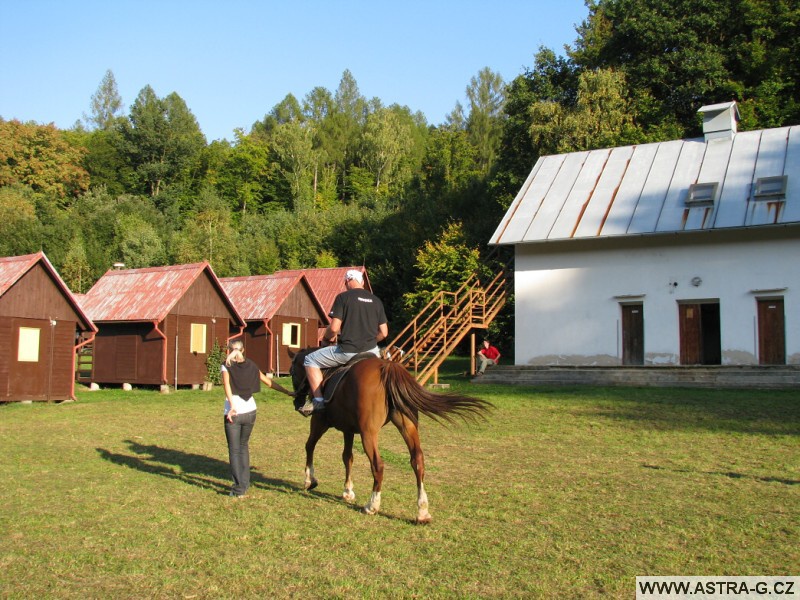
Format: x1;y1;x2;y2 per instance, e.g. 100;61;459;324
476;339;501;376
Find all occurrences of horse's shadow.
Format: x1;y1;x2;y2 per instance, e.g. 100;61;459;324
96;439;300;496
96;440;413;520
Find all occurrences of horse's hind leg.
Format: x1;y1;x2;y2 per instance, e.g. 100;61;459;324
342;432;356;503
304;418;329;491
360;430;384;515
391;412;431;524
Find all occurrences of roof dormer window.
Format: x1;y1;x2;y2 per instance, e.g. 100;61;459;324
753;175;787;200
686;182;718;206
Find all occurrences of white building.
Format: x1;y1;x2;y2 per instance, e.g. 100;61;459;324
490;103;799;367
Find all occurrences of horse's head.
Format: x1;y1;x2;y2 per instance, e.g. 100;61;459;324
287;348;313;411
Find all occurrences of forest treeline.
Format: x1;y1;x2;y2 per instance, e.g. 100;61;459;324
1;0;797;333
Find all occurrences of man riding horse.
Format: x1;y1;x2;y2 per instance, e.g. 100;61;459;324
299;269;388;416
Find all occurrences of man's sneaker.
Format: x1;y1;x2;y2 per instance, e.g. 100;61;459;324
297;398;325;416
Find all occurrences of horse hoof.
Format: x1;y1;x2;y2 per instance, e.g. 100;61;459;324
415;514;432;525
361;506;378;516
305;479;318;491
343;492;356;503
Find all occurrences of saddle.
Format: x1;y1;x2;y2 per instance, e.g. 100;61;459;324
319;352;377;404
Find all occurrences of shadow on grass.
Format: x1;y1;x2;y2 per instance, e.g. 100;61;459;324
97;439;301;496
97;441;420;522
642;464;800;486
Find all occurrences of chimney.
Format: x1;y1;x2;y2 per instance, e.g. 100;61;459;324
697;101;739;142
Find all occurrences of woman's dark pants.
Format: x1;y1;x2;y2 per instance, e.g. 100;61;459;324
224;411;257;496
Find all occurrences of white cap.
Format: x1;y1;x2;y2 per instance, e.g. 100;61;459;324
345;269;364;283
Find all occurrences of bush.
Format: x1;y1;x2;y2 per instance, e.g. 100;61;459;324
206;339;226;385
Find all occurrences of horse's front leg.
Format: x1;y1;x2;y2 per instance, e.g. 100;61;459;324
391;412;431;524
304;416;329;491
342;432;356;503
360;430;383;515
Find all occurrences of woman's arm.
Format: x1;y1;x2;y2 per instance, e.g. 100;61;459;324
260;371;294;397
222;369;236;422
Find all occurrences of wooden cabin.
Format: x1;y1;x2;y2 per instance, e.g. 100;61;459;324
0;252;96;402
79;262;244;389
220;273;328;375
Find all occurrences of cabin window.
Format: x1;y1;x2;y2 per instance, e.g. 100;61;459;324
686;182;718;206
753;175;787;200
282;322;301;348
18;327;41;362
190;323;207;354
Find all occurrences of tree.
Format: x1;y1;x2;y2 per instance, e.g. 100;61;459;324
529;68;642;154
402;222;481;317
270;121;316;211
117;86;206;196
0;185;42;256
465;67;506;173
85;69;124;130
570;0;800;133
360;107;415;196
0;119;89;202
60;234;91;293
171;189;242;276
215;130;276;213
116;213;166;268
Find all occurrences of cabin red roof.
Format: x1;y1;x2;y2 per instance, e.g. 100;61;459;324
0;251;96;332
80;262;244;325
220;273;327;323
275;266;370;316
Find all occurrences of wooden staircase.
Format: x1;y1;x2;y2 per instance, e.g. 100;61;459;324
75;340;93;383
385;262;511;385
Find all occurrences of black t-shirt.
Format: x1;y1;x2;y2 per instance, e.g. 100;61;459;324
330;288;387;353
226;358;261;398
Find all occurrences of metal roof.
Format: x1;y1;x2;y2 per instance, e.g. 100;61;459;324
0;251;96;331
274;266;370;316
80;262;244;325
220;272;327;323
490;125;800;245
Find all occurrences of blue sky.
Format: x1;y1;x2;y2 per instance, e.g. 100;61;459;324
0;0;589;142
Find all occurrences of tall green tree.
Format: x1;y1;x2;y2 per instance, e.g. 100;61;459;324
117;86;206;196
270;121;316;212
61;234;91;293
465;67;506;174
84;69;124;130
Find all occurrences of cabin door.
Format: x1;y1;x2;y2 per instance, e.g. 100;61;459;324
11;318;54;400
757;298;785;365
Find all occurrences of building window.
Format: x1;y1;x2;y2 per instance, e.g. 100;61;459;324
18;327;40;362
686;182;718;206
190;323;207;354
282;322;301;348
753;175;787;200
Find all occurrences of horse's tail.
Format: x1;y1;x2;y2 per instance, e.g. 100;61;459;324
380;361;492;425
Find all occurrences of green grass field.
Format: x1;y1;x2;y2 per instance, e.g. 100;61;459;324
1;361;797;598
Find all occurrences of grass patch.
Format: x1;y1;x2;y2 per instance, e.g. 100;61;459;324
1;367;797;598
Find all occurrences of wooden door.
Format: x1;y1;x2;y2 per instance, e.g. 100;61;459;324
679;304;702;365
757;299;785;365
11;318;52;400
621;303;644;365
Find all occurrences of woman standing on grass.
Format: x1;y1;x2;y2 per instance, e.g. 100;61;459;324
222;339;293;498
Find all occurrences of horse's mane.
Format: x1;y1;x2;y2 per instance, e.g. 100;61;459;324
380;361;492;425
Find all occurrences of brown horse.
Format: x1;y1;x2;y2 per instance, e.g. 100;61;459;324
288;348;491;523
